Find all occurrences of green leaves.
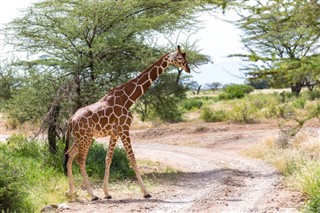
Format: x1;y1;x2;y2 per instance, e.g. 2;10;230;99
235;0;320;90
1;0;215;128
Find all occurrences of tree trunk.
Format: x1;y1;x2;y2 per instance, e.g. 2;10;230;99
176;68;183;83
305;79;315;91
196;85;202;95
74;72;82;111
47;103;61;154
290;83;302;96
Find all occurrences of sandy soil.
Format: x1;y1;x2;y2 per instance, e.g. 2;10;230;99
61;121;304;213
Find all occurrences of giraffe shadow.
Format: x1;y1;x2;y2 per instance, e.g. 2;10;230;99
143;167;279;188
92;198;187;205
74;168;278;205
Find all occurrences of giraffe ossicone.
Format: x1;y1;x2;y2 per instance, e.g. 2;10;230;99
63;46;190;200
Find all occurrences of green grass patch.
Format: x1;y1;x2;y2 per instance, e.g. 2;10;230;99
0;135;135;212
0;135;67;212
201;107;228;122
182;98;203;111
219;84;254;100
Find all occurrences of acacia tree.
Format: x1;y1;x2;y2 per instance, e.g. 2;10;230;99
2;0;225;153
205;82;221;92
234;0;320;94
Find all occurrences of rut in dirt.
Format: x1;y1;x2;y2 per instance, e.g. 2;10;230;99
133;143;284;213
61;123;302;213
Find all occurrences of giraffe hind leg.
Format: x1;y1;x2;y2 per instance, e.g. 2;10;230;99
77;143;99;201
65;144;78;199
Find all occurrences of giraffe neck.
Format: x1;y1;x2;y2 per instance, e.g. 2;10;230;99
124;53;170;107
103;53;170;109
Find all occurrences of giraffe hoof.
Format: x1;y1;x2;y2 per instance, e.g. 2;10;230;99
104;195;112;199
91;196;99;201
144;194;152;199
65;191;78;199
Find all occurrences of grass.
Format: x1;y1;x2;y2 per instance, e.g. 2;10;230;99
191;89;320;124
0;134;180;212
0;136;68;212
242;132;320;212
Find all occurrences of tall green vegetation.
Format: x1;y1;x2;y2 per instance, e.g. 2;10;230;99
219;84;254;100
234;0;320;94
0;135;134;211
0;0;222;152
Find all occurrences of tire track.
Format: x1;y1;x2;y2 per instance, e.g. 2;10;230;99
134;143;291;213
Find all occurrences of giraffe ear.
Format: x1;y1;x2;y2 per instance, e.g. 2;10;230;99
182;52;186;58
177;45;181;52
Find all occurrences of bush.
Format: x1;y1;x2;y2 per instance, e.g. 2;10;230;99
110;147;135;180
0;154;32;212
219;84;254;100
292;97;306;109
86;143;107;179
0;135;135;211
230;101;258;123
86;142;134;180
201;108;228;122
182;99;203;110
249;94;281;118
277;104;295;119
294;162;320;213
306;89;320;101
6;134;43;159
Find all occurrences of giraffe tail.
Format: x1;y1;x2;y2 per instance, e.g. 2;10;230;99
63;119;72;176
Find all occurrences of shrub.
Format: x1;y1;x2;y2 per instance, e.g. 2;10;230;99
218;92;232;100
86;142;107;179
277;104;295;119
306;89;320;101
0;135;135;211
182;99;203;110
230;101;258;123
294;162;320;213
0;153;33;212
110;147;135;180
278;91;296;103
292;97;306;109
86;142;134;180
148;97;183;122
6;134;43;159
201;108;228;122
219;84;254;100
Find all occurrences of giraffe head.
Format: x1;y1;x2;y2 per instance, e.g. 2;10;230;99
167;46;191;73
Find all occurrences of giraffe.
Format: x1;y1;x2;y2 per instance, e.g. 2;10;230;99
63;46;190;201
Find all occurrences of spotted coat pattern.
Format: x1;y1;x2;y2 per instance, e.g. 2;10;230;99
65;46;190;200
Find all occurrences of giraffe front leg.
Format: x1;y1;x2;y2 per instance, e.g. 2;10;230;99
120;132;151;198
103;136;118;199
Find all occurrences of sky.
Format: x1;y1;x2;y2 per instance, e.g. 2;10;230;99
0;0;246;86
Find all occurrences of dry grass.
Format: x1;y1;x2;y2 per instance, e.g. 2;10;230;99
251;88;291;94
0;113;40;136
243;131;319;174
243;130;320;211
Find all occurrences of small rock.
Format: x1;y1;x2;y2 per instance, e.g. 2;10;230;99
41;205;56;212
57;203;71;210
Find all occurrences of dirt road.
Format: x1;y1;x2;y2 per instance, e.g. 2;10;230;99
63;122;303;212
